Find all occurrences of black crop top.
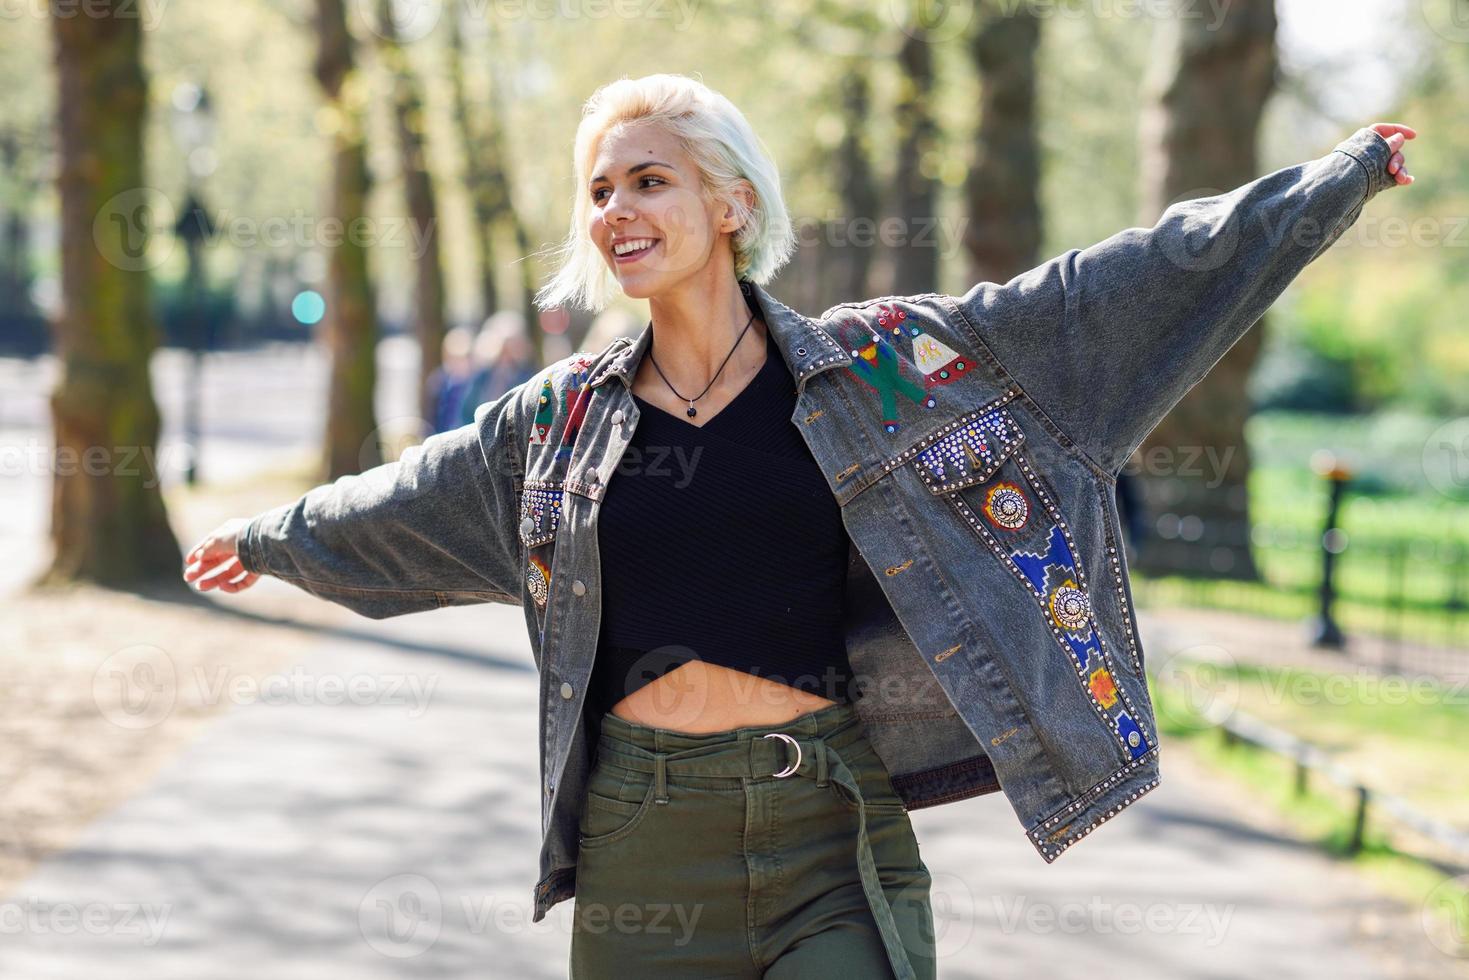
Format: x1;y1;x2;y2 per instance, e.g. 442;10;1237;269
586;330;856;725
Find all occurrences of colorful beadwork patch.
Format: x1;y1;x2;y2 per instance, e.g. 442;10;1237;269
557;357;597;459
841;320;936;434
1088;665;1119;708
518;484;563;547
876;303;915;340
982;481;1029;530
913;406;1023;490
1048;580;1091;632
911;331;969;386
526;555;550;609
529;378;555;446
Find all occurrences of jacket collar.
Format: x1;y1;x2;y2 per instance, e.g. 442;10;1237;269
587;278;852;394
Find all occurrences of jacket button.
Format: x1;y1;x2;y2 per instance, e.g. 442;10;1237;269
572;580;587;596
520;516;535;538
560;682;574;699
611;409;624;425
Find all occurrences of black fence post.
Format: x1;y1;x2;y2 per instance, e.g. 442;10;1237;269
1348;785;1369;855
1311;457;1351;649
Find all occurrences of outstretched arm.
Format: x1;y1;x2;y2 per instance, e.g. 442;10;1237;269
184;375;536;619
947;123;1416;475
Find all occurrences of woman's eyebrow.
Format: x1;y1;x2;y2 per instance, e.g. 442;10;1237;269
590;160;673;186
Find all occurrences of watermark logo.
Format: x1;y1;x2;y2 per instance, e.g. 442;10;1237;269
93;644;179;731
359;873;443;958
93;187;176;273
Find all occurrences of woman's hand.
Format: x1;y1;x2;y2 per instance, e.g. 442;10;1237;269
1371;122;1417;185
183;518;260;594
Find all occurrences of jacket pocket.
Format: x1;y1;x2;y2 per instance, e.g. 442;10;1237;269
907;403;1155;762
518;480;564;613
517;480;564;548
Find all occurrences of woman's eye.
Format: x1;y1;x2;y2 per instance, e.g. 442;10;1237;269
592;175;665;203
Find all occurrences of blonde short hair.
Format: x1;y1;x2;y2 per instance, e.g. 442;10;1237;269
534;73;796;313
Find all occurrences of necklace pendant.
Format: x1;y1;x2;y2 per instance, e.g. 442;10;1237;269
686;403;698;418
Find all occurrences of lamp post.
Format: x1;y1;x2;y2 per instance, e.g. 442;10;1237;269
169;82;216;486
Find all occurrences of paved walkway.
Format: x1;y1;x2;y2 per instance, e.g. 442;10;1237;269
0;591;1461;979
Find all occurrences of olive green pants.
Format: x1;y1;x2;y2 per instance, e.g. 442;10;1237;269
569;700;937;979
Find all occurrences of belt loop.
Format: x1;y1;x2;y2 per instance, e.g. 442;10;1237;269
653;752;669;805
814;738;829;789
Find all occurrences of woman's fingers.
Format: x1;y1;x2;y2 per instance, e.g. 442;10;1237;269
217;564;259;593
1368;123;1417;186
1370;122;1418;141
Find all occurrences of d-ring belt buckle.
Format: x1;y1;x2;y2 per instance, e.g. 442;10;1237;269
762;732;802;778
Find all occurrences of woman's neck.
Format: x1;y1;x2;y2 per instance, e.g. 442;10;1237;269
641;273;767;396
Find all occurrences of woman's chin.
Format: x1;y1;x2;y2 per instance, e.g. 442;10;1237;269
614;275;659;301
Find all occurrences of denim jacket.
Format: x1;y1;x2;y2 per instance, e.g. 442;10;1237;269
236;127;1396;922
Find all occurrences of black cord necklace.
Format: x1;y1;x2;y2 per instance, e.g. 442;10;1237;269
647;306;757;418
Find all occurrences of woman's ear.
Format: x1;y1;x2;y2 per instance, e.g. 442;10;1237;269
720;180;757;235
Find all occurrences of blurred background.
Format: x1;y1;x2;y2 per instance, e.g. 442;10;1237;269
1;0;1467;977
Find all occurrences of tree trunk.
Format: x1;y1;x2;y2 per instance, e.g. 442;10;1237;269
315;0;381;480
446;6;498;321
963;3;1042;285
478;26;543;362
376;0;446;432
44;2;182;591
1133;0;1277;582
833;66;879;304
889;30;940;296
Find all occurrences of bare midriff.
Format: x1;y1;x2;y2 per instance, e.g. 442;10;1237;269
607;660;840;734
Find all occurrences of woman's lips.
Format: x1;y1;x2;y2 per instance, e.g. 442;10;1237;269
612;240;659;264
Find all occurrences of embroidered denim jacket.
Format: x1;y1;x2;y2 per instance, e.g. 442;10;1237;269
236;128;1396;922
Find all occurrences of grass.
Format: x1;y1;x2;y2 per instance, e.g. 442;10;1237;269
1151;669;1469;955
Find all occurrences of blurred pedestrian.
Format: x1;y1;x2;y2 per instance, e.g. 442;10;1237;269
461;310;537;426
424;326;476;434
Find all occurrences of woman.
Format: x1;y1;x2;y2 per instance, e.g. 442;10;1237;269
184;74;1414;978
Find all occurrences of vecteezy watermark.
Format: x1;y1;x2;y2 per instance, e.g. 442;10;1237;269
0;898;172;946
194;665;440;718
2;0;170;30
1;437;190;490
792;212;969;257
357;875;705;954
1422;417;1469;501
360;874;443;958
612;444;702;487
92;187;439;272
992;0;1231;27
1149;642;1240;732
93;644;179;731
1120;443;1237;488
351;0;702;42
1422;873;1469;958
891;0;1234;43
1253;670;1469;710
571;900;704;944
1421;0;1469;44
992;894;1236;946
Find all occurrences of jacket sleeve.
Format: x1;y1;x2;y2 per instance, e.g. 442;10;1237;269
945;126;1397;475
234;374;534;619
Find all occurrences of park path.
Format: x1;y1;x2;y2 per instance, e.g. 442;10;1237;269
0;587;1460;980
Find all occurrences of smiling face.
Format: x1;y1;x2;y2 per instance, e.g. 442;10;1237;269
587;119;746;300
